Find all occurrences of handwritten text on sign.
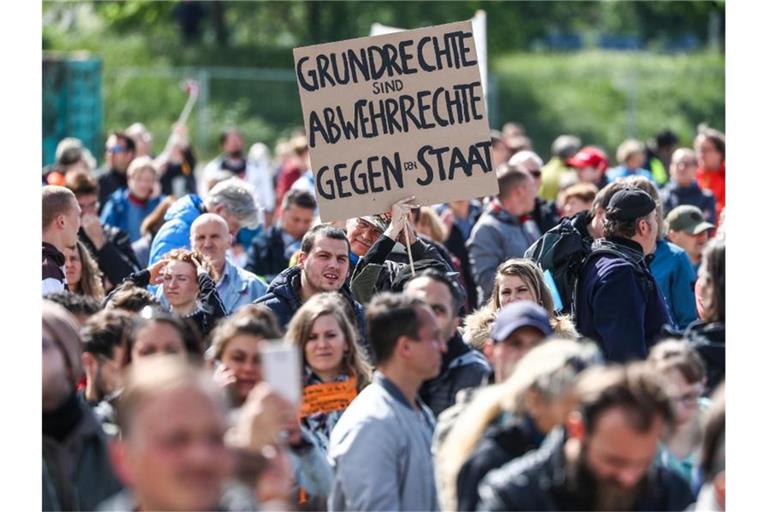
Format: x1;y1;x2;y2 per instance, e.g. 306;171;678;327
293;20;497;221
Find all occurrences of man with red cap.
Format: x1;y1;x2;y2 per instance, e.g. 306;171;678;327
566;146;610;191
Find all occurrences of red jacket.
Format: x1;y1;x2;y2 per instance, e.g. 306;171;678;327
696;162;725;221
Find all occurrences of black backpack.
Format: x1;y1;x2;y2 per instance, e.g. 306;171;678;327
524;216;592;314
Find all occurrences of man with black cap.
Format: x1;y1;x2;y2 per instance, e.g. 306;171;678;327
574;187;671;363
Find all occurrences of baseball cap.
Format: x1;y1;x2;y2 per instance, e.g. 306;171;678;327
358;213;390;233
566;146;609;172
666;205;714;235
605;188;656;222
491;301;552;343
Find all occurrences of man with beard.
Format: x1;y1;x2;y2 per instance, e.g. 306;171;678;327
253;224;369;360
403;269;491;417
80;309;133;434
477;363;694;511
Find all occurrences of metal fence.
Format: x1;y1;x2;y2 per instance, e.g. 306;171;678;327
101;65;500;162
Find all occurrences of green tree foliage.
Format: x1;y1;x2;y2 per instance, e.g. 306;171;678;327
43;1;725;161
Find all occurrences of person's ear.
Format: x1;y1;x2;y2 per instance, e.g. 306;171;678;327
396;335;413;361
296;251;307;268
483;339;494;363
565;410;585;441
81;352;96;376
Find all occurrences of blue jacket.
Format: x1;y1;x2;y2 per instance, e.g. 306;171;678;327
100;190;164;242
575;237;671;362
148;194;205;266
253;266;372;362
659;182;717;223
650;239;698;330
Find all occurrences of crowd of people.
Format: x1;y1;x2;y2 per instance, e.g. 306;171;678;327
42;119;725;511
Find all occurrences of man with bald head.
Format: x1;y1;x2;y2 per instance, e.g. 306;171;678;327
165;213;267;314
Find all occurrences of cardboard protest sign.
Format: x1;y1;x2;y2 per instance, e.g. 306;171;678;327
293;20;498;222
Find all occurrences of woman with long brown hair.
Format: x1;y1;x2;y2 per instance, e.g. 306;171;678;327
64;241;105;301
285;292;371;455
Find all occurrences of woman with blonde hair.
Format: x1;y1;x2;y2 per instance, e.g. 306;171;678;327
285;292;371;455
436;339;602;511
64;241;105;301
487;258;578;338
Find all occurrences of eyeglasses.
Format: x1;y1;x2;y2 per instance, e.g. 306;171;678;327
106;145;126;154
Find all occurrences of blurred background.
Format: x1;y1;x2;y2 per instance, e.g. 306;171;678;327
42;0;725;168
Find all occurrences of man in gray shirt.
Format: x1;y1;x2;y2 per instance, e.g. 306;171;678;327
467;164;540;305
328;293;447;511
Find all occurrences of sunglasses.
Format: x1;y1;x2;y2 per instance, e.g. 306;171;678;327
106;145;126;154
529;169;542;178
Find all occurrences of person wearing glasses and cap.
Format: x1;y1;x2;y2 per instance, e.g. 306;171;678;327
574;188;671;363
96;132;136;212
347;197;455;305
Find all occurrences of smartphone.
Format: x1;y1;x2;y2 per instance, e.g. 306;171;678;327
260;340;302;405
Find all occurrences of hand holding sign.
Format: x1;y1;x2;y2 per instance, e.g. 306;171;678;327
384;195;418;244
293;20;498;222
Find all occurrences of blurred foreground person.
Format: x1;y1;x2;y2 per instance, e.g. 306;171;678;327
686;238;725;395
100;357;256;511
693;384;724;511
43;301;122;511
437;340;602;511
648;340;709;488
478;363;694;511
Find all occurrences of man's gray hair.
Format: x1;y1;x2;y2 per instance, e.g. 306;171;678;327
204;177;262;229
